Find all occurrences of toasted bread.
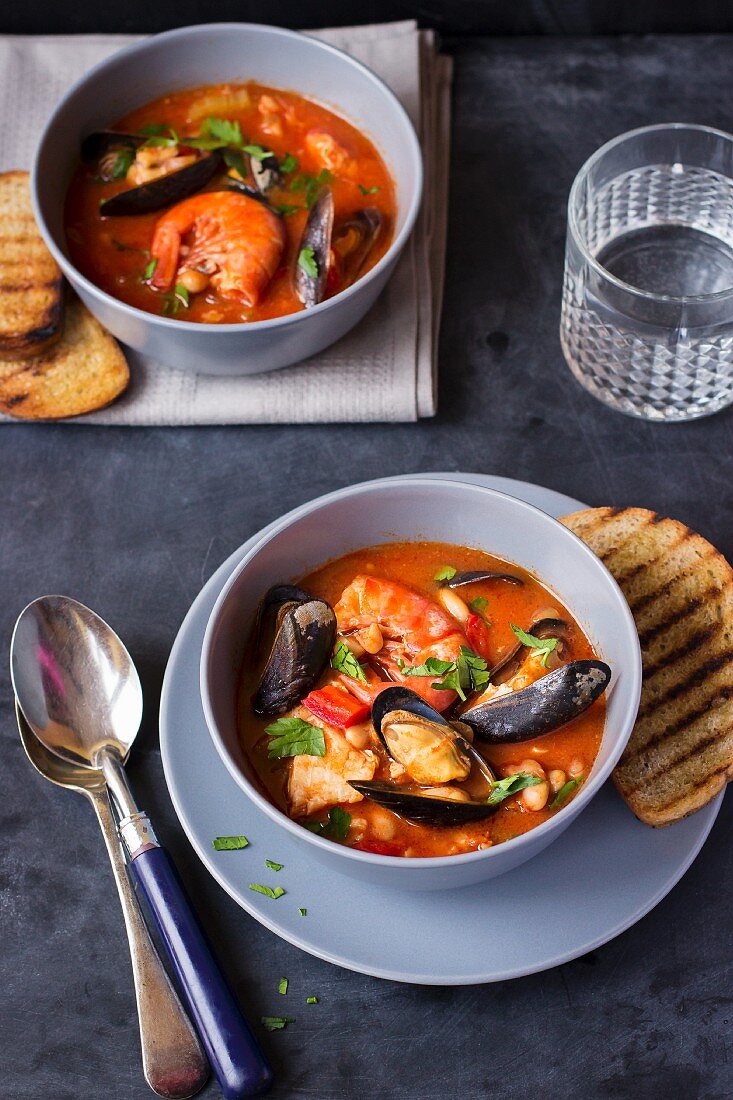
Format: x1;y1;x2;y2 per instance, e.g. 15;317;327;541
0;170;64;357
0;296;129;419
561;506;733;827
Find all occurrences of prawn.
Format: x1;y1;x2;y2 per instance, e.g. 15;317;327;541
333;575;468;711
149;191;285;309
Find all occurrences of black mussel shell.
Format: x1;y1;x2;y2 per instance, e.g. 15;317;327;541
348;780;498;827
99;153;223;216
295;188;334;307
251;153;280;194
491;616;569;684
440;570;523;589
462;659;611;744
332;207;382;288
81;131;144;163
371;686;450;740
252;598;336;717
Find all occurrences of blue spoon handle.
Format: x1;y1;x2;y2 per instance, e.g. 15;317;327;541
131;845;273;1099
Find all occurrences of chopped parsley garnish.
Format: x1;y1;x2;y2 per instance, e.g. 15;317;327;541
249;883;286;900
265;716;326;759
162;283;190;316
434;565;457;582
111;146;135;179
261;1016;294;1031
291;169;333;207
510;624;559;668
280;152;298;174
138;125;179;149
298;247;319;278
138;123;169;136
277;203;303;216
358;184;379;195
486;773;542;806
143;257;157;281
331;640;367;682
243;143;271;160
550;776;584;810
212;835;249;851
305;806;351;840
265;859;283;872
400;645;489;701
469;596;489;615
200;116;243;147
298;907;307;917
278;977;288;995
221;147;250;178
306;996;318;1005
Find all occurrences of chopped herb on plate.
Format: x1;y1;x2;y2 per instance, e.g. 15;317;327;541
298;907;307;917
265;859;283;872
265;716;326;759
330;640;367;682
261;1016;294;1031
212;835;249;851
278;977;288;995
249;883;286;900
306;996;318;1005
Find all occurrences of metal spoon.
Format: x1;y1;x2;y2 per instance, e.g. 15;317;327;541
11;595;274;1100
15;702;209;1099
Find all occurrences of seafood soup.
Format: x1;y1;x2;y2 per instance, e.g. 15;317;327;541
64;82;396;323
238;542;611;859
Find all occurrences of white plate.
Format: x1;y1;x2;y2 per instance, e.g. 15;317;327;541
159;473;723;985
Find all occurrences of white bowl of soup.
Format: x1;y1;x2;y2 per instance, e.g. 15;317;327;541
201;478;642;890
31;23;422;375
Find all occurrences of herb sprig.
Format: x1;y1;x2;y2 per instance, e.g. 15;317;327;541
331;640;367;682
510;623;559;668
265;716;326;759
400;645;489;701
305;807;351;840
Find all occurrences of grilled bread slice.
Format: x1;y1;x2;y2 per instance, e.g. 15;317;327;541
0;170;64;357
0;296;129;419
561;506;733;826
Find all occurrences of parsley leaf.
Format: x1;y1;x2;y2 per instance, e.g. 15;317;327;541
212;835;249;851
358;184;379;195
138;123;169;136
249;883;286;900
221;147;250;178
298;247;319;278
261;1016;294;1031
486;773;542;806
298;907;307;917
305;807;351;840
265;859;283;872
550;776;584;810
277;203;303;216
200;116;243;146
280;152;298;174
291;169;333;207
331;640;367;682
243;143;271;160
434;565;457;582
469;596;489;616
162;283;190;316
111;146;135;179
403;646;489;700
306;996;318;1004
142;257;157;281
510;624;559;668
278;977;288;995
265;716;326;759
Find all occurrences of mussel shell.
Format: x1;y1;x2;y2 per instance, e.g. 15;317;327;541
252;598;336;716
251;153;280;194
295;188;334;307
462;659;611;744
491;616;568;684
99;153;223;216
332;207;382;288
348;780;498;827
440;570;523;589
81;131;144;162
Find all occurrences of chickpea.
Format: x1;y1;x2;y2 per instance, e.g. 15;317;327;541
344;722;372;750
568;757;585;778
548;768;566;795
517;758;547;780
370;807;397;841
177;267;210;294
437;587;471;625
521;781;550;812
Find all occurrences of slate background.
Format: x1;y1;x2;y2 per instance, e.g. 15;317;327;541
1;30;733;1100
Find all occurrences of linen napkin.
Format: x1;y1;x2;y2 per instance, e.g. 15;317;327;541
0;20;451;424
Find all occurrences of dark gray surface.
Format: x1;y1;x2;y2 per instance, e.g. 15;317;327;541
1;34;732;1100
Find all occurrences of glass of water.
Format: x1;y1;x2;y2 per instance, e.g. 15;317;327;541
560;124;733;421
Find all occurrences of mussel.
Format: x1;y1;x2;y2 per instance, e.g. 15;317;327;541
81;130;144;170
491;616;569;684
252;584;336;717
295;189;334;307
439;570;523;589
461;659;611;744
250;152;280;194
350;687;498;826
99;153;223;216
332;208;382;289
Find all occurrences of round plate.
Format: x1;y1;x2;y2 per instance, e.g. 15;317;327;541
160;473;723;985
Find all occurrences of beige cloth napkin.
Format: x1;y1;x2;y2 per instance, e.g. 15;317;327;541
0;20;451;424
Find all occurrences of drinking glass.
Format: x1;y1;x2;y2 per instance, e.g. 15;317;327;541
560;124;733;421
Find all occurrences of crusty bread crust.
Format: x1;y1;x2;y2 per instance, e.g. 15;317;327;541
0;296;129;419
0;170;64;357
561;506;733;827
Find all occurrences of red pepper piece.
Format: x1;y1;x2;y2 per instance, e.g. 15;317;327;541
352;839;404;857
302;685;370;729
465;613;492;662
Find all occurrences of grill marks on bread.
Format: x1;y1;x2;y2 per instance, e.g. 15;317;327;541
561;506;733;826
0;171;64;356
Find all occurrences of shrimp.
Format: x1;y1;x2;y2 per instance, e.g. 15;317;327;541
333;575;468;711
149;192;285;308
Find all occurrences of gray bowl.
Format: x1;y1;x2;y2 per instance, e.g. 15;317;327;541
31;23;423;376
